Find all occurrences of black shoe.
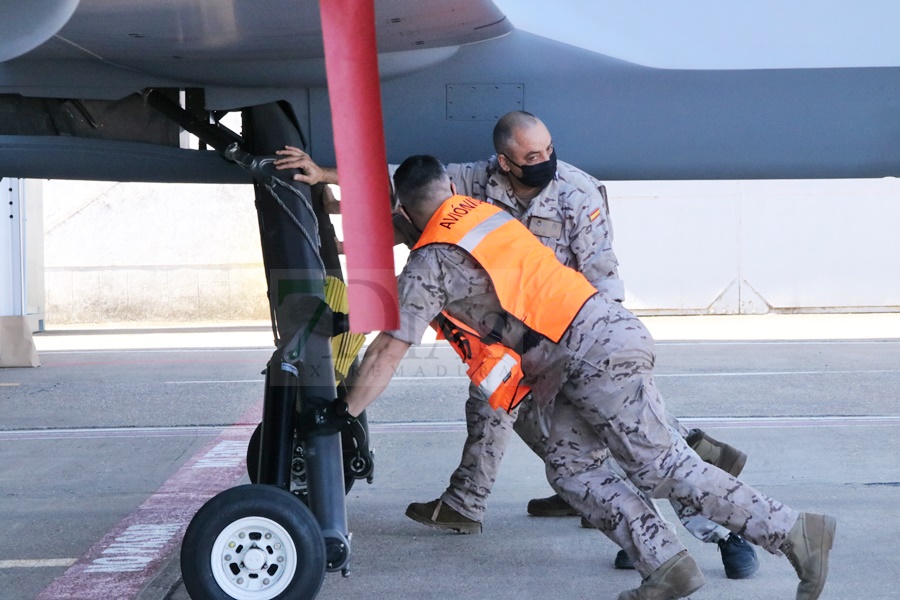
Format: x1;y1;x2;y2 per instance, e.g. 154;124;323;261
718;533;760;579
526;494;580;517
615;549;636;570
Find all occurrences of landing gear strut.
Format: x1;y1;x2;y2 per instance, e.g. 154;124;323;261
246;382;374;501
149;95;373;599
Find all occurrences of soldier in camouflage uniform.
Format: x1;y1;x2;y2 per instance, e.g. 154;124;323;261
426;113;625;522
326;155;835;600
406;111;757;577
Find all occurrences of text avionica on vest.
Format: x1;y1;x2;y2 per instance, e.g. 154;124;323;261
438;196;480;229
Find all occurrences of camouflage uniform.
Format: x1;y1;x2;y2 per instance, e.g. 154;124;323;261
439;158;621;521
438;159;732;546
389;245;799;576
445;158;623;300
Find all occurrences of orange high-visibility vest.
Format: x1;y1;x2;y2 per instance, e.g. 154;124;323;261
415;195;597;410
433;313;531;412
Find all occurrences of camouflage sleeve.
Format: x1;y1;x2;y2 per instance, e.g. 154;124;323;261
445;161;490;199
569;181;625;302
387;250;449;345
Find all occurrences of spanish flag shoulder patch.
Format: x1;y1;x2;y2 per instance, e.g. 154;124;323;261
589;207;601;222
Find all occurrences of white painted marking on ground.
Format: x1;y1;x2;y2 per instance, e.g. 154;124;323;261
656;340;900;346
192;440;250;468
3;413;899;445
0;559;76;569
0;425;254;442
84;524;182;573
165;379;264;384
37;347;272;355
392;368;900;381
157;368;900;385
371;415;900;433
656;369;900;378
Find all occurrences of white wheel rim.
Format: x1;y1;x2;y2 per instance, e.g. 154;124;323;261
210;516;298;600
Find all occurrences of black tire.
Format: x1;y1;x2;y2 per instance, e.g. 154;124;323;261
181;484;326;600
246;424;354;499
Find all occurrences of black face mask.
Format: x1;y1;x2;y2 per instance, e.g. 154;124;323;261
504;148;557;189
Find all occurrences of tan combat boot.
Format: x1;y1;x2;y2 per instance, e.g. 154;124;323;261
617;550;705;600
780;512;837;600
404;499;482;534
686;428;747;477
526;493;580;516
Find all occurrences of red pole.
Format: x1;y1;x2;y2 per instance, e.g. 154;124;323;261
319;0;399;332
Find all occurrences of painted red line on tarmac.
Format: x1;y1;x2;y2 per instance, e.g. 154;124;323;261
36;402;262;600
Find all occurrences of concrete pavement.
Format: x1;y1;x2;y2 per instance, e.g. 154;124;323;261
3;313;898;599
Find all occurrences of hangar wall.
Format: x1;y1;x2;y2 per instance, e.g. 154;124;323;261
35;177;900;325
608;178;900;315
41;180;268;325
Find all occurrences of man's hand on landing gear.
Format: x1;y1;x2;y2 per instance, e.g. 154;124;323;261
299;398;357;438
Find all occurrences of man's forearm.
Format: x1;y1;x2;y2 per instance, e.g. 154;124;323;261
344;332;410;416
318;166;339;185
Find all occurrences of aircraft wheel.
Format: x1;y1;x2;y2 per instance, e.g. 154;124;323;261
181;484;326;600
246;423;354;500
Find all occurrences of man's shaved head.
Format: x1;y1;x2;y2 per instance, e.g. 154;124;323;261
493;111;543;155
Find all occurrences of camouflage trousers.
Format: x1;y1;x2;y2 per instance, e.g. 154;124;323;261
442;311;799;576
440;386;615;523
539;316;799;575
440;390;733;545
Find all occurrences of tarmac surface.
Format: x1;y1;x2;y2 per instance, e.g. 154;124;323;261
2;313;899;599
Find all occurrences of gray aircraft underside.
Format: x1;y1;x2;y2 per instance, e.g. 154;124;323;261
1;0;899;184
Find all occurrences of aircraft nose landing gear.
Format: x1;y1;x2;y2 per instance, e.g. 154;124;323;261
169;100;361;600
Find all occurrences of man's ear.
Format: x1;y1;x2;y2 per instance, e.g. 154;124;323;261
392;211;420;249
496;154;511;173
